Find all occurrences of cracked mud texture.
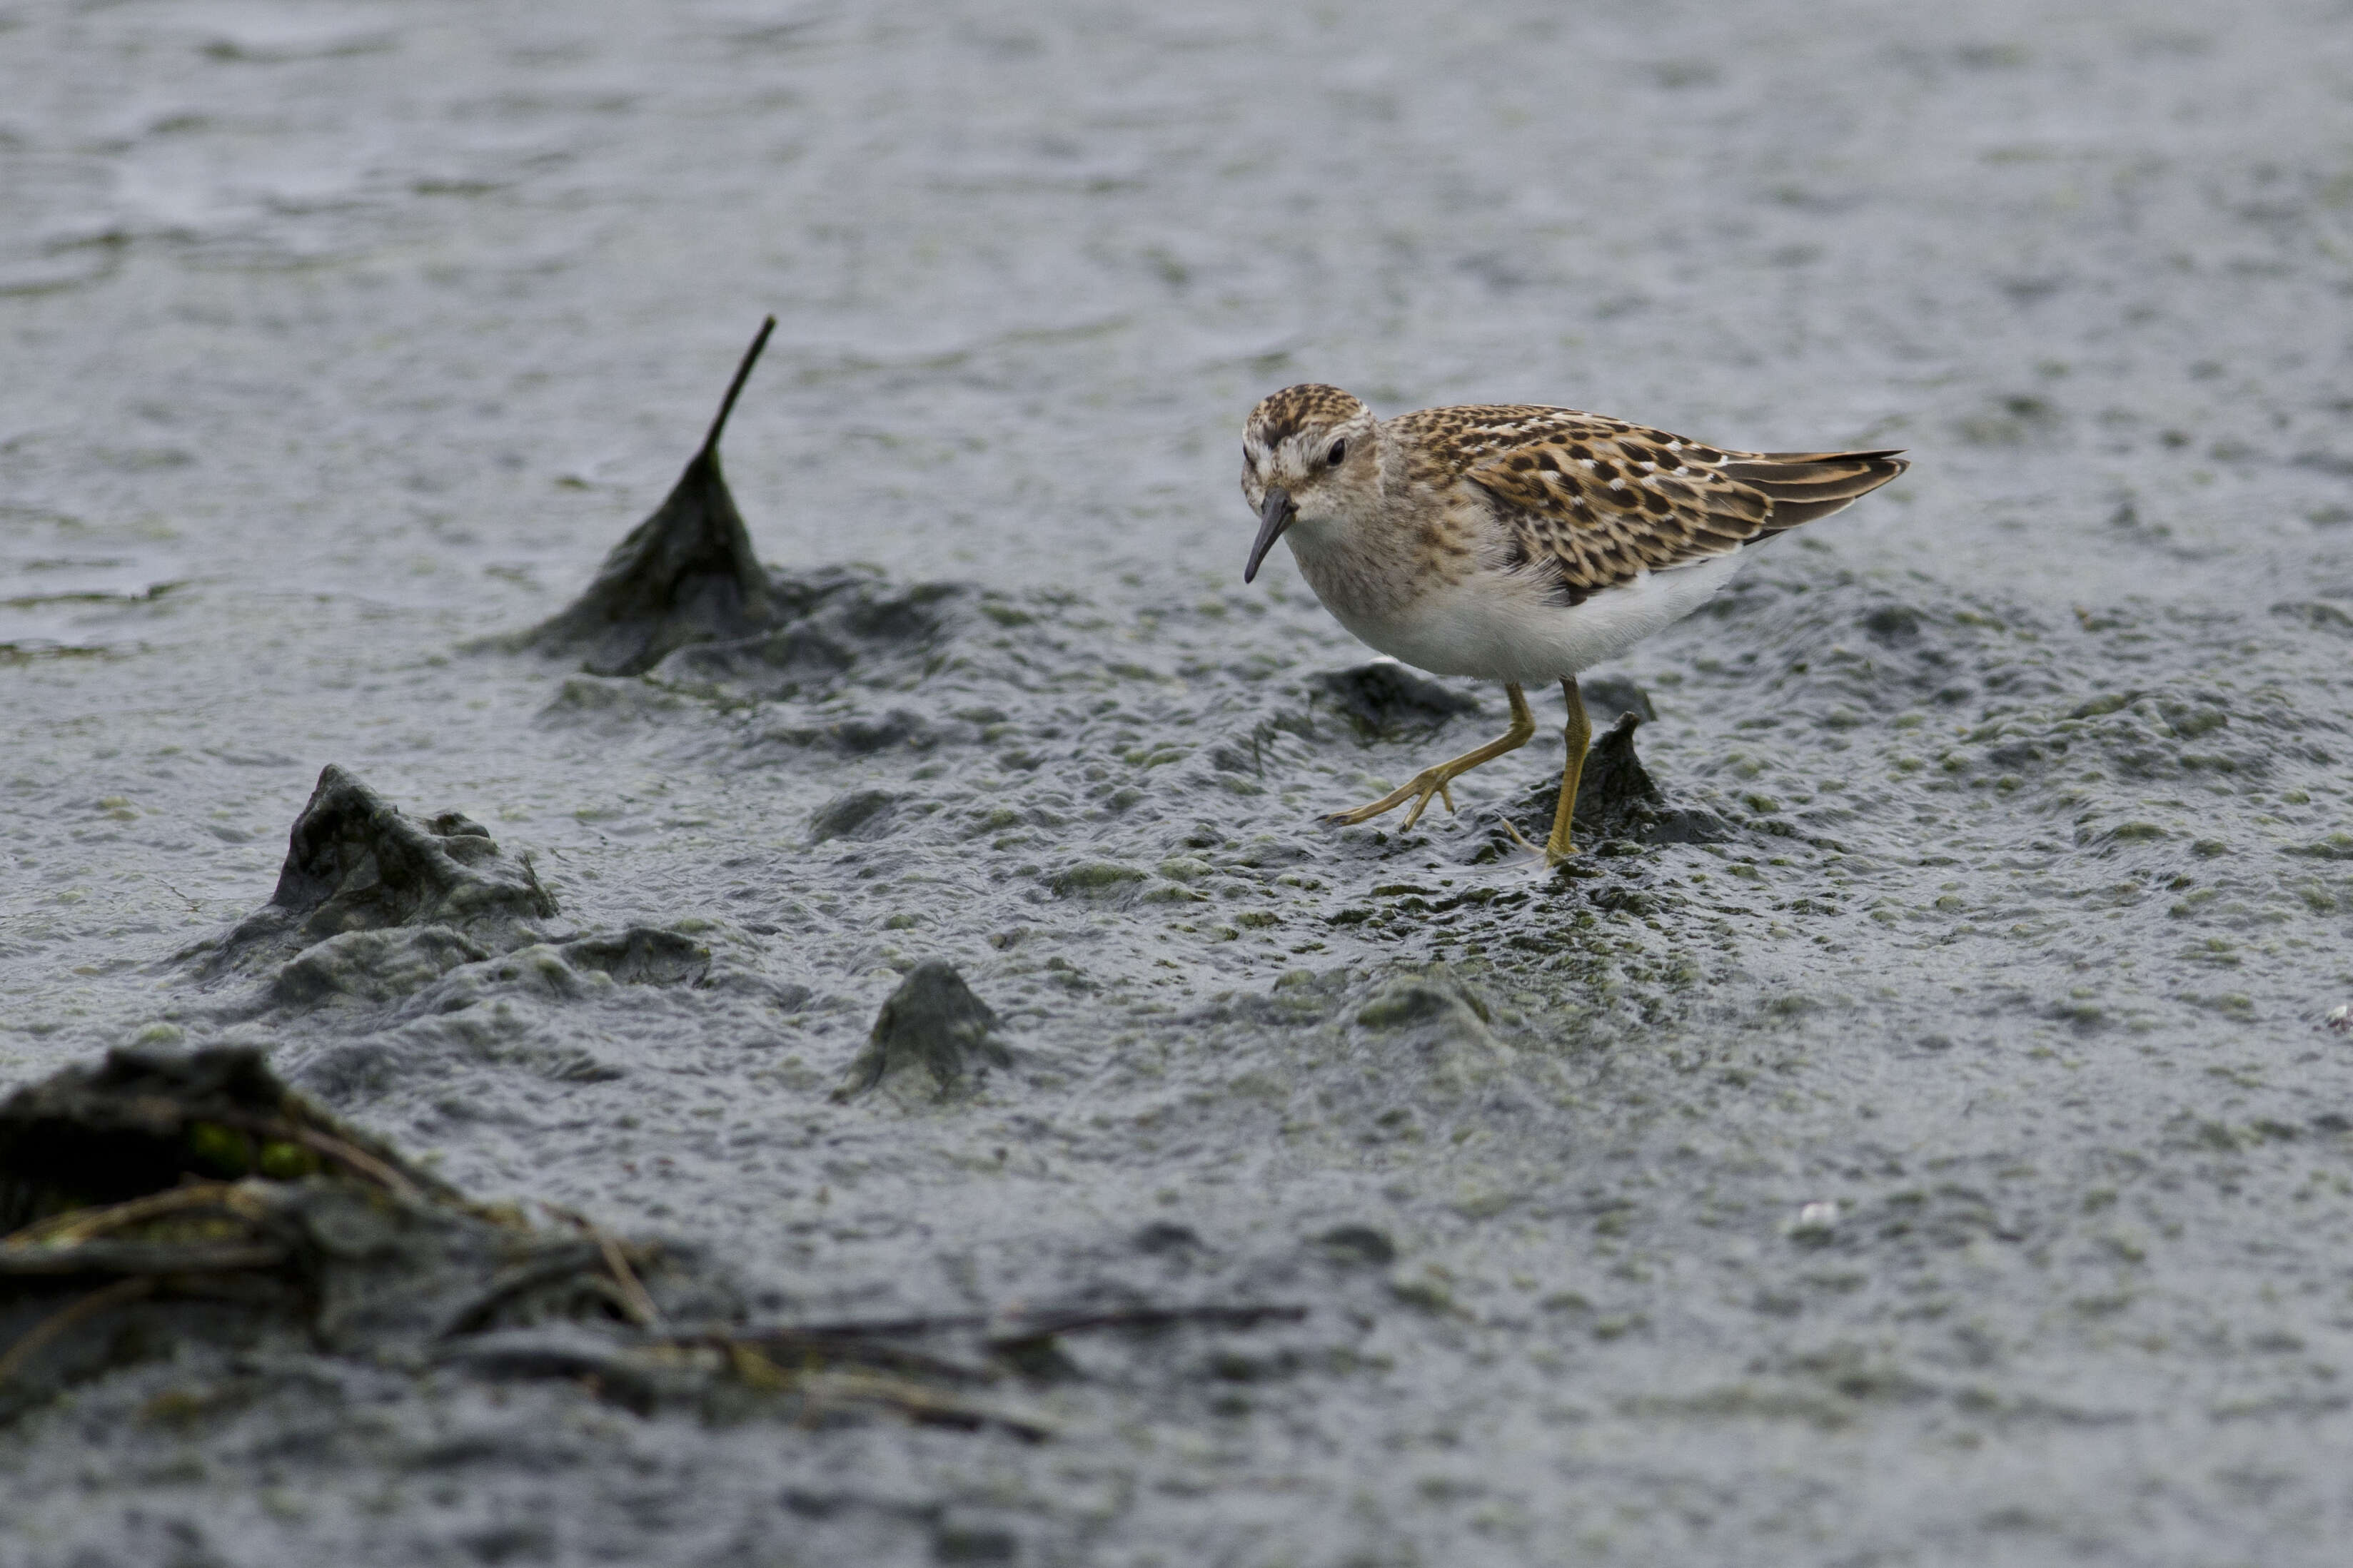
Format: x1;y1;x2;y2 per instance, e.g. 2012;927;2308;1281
5;0;2353;1564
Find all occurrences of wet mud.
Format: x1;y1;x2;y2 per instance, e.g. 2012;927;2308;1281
2;1044;1285;1450
6;1;2353;1564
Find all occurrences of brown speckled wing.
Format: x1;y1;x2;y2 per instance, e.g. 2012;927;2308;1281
1393;406;1905;600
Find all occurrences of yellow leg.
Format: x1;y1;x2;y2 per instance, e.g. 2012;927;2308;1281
1329;683;1536;832
1543;677;1591;864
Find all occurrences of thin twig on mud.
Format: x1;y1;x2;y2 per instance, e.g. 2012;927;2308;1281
0;1276;156;1388
542;1204;661;1328
1;1182;252;1250
674;1327;992;1385
771;1302;1309;1345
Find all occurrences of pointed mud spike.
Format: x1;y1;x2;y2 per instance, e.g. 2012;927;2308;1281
513;317;782;677
1571;711;1662;832
491;315;986;699
1313;662;1481;742
1496;709;1735;851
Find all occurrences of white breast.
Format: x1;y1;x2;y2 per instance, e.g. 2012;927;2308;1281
1300;545;1748;685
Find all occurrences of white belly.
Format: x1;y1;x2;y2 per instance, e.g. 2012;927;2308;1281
1308;548;1748;685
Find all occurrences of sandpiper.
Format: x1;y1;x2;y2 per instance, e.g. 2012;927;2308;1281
1240;383;1907;863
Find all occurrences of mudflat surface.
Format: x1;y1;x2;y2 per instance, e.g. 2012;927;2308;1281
5;1;2353;1563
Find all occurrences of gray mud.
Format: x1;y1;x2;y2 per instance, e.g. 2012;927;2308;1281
5;1;2353;1563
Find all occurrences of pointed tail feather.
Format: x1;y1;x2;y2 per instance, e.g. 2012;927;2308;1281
1718;450;1909;533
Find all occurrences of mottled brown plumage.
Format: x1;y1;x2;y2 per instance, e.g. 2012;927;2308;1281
1388;403;1906;603
1238;383;1910;864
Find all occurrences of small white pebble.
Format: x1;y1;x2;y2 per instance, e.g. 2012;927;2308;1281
1794;1200;1841;1233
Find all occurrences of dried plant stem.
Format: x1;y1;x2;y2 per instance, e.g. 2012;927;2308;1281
540;1204;660;1328
0;1276;156;1388
2;1183;247;1250
701;315;778;457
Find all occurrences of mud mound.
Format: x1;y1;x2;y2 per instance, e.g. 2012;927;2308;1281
652;572;974;701
1313;662;1481;742
500;319;977;696
188;764;558;987
837;960;1010;1099
510;319;782;677
1493;712;1733;852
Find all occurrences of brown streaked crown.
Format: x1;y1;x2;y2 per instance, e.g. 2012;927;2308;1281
1245;383;1371;454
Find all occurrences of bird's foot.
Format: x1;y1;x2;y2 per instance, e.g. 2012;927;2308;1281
1326;769;1459;831
1498;818;1577;868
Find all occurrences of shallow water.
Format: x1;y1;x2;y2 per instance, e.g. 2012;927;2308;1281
5;0;2353;1562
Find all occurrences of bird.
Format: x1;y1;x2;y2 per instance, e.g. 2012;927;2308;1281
1239;383;1907;864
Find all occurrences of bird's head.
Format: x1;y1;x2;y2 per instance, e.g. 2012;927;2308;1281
1240;383;1379;582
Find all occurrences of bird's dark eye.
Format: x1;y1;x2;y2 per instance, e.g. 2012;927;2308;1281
1326;440;1346;467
